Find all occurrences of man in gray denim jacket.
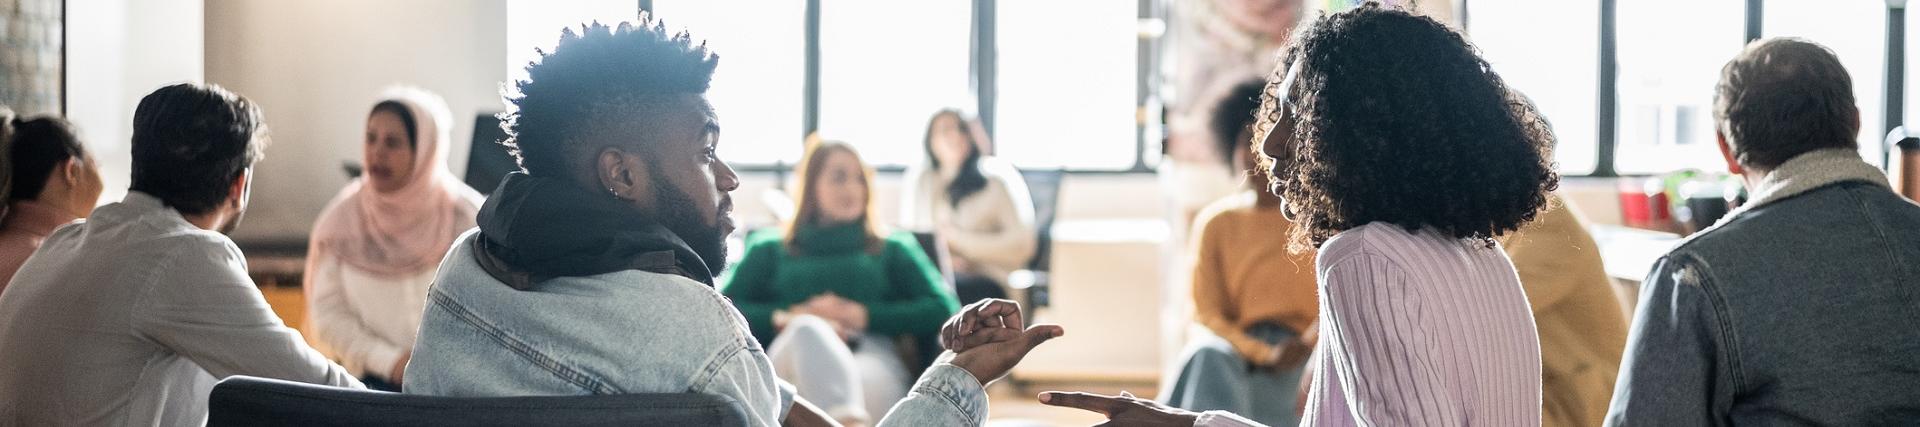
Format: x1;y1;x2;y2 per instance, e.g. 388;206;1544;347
1607;38;1920;425
405;18;1060;426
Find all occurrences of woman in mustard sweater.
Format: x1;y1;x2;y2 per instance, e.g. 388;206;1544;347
1159;79;1319;427
721;139;959;426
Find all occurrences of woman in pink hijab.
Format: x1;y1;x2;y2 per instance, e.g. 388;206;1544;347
305;87;482;391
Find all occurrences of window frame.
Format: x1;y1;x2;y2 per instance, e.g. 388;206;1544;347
1465;0;1907;177
642;0;1161;175
641;0;1912;177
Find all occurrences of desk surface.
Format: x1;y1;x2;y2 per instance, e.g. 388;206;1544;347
1590;225;1682;283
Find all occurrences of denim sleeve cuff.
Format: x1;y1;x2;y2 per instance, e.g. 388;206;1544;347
776;378;797;420
1194;410;1266;427
911;363;989;424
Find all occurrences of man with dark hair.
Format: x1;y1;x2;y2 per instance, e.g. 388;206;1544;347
0;83;361;425
406;18;1058;426
1607;38;1920;425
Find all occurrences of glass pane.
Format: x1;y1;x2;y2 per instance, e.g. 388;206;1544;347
1467;0;1601;175
652;0;807;166
816;0;973;168
1613;0;1746;174
505;1;638;88
1910;5;1920;140
996;0;1139;170
1765;0;1888;165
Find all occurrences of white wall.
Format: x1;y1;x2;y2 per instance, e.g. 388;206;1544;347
65;0;205;206
204;0;508;245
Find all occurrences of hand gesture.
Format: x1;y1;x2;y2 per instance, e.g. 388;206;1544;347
938;298;1063;385
949;322;1061;386
941;298;1028;352
1038;391;1200;427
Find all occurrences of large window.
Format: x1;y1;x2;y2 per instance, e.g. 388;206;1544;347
1765;0;1888;166
814;0;974;168
1469;0;1903;176
513;0;1159;171
1613;0;1745;174
995;0;1140;170
504;1;637;90
1467;0;1602;175
1908;4;1920;141
1910;4;1920;142
651;0;807;166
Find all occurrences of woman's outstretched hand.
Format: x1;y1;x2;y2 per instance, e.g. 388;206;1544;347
1038;390;1201;427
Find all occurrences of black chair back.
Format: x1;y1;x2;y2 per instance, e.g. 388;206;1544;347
465;112;518;195
208;376;750;427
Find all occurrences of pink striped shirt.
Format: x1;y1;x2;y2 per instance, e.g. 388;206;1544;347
1198;222;1543;427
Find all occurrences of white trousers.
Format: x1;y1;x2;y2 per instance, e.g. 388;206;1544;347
767;315;911;425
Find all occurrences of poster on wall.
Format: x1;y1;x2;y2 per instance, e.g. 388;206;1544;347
0;0;64;116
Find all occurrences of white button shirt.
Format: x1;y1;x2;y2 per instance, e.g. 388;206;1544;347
0;192;360;426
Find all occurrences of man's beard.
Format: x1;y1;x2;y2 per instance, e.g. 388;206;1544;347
219;204;246;235
648;168;729;275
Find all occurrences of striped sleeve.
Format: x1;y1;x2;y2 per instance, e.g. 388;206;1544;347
1320;254;1462;426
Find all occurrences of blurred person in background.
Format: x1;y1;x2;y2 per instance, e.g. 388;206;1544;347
304;87;483;391
899;109;1035;306
723;138;959;425
0;113;102;290
1159;78;1318;426
1499;92;1628;427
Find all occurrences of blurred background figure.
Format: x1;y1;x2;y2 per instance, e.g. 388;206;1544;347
899;109;1036;306
304;88;482;391
1500;92;1629;427
723;138;960;425
1502;193;1628;427
1159;79;1317;426
0;113;103;290
1161;0;1304;246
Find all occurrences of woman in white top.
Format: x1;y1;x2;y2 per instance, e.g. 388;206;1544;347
899;109;1037;305
305;87;483;391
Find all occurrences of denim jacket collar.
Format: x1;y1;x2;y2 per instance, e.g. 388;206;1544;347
1716;148;1889;228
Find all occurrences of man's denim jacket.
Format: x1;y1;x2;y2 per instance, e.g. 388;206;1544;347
407;230;992;426
1607;149;1920;425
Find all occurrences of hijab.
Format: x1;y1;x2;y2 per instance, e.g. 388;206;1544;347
306;87;482;279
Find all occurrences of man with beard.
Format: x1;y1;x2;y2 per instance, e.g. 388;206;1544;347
0;83;362;426
405;18;1060;426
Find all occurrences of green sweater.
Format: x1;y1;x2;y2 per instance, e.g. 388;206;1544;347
720;223;958;344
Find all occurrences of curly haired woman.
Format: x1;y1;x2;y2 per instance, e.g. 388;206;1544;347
1032;3;1559;426
1264;5;1558;425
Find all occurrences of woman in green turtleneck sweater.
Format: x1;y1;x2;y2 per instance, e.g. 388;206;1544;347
720;139;958;425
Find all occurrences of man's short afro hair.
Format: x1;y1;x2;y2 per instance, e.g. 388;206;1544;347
500;15;719;177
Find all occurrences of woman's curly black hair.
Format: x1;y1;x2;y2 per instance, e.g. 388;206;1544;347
1260;2;1558;250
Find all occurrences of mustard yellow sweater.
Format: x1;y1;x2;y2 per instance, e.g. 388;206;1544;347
1188;192;1319;364
1502;193;1629;427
